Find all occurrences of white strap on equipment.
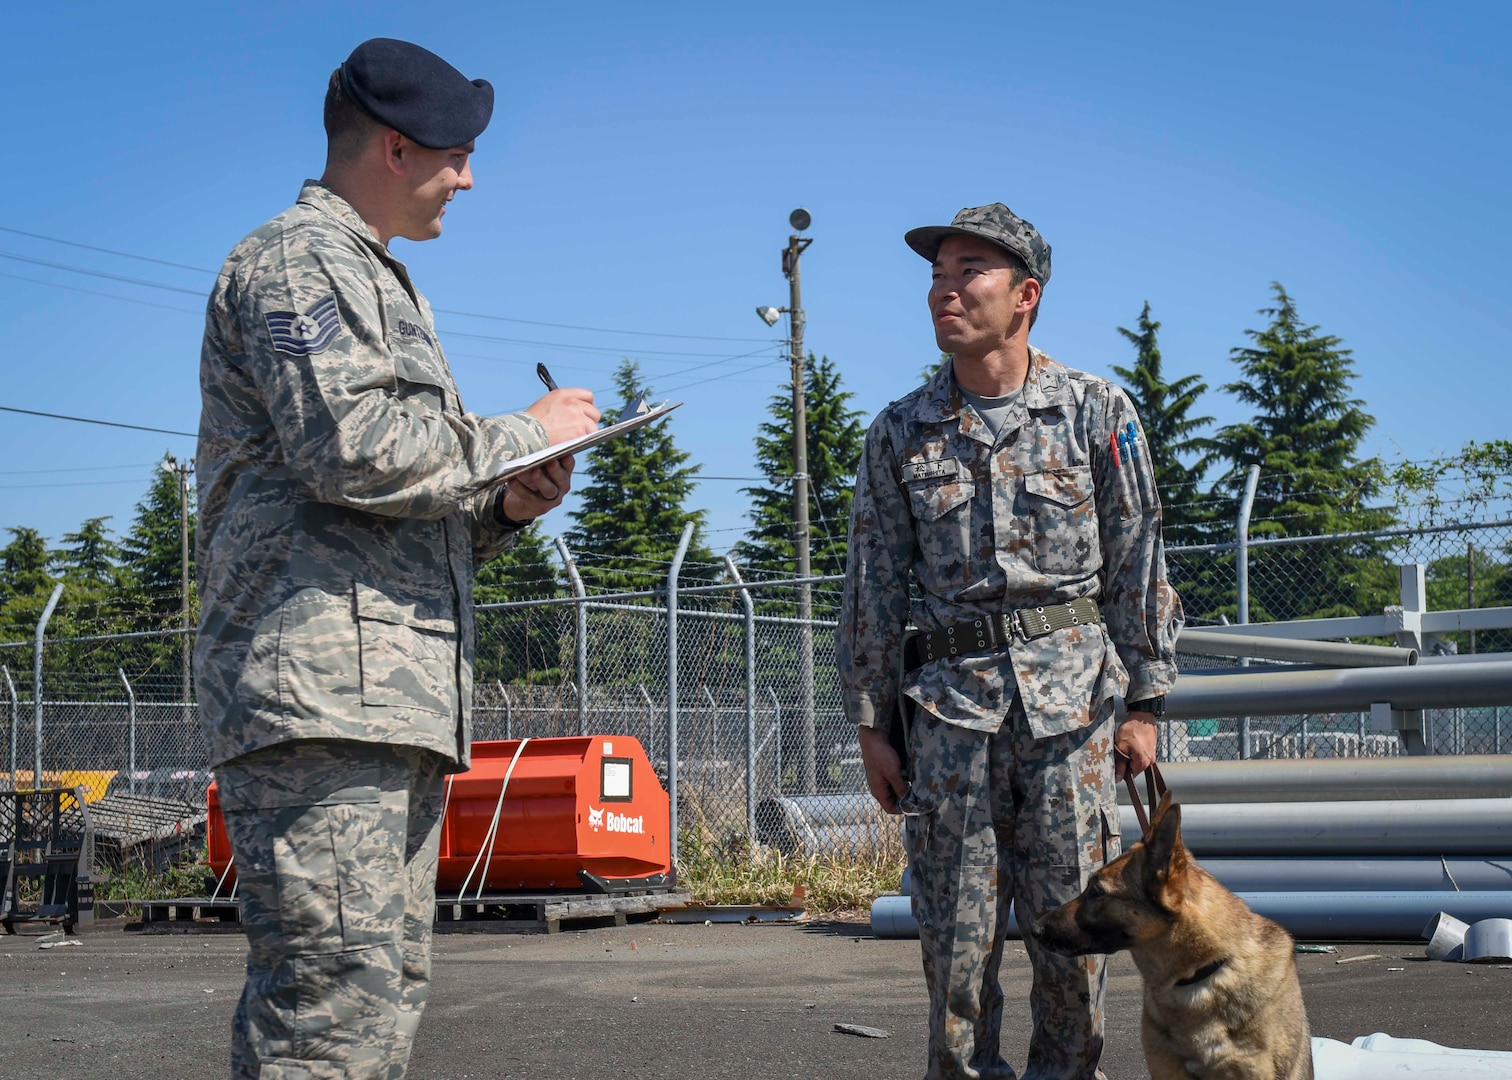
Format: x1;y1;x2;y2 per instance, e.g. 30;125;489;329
456;738;531;902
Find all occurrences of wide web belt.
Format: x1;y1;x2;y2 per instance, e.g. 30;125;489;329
903;597;1102;671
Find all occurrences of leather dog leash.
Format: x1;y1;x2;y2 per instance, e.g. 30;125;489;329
1123;760;1168;836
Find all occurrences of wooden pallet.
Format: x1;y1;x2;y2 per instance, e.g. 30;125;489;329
134;897;243;934
124;887;691;935
434;888;691;935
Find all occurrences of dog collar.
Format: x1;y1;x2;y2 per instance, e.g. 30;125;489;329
1174;957;1227;987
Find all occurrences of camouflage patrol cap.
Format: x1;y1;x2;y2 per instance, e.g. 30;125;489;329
339;38;494;150
904;203;1052;285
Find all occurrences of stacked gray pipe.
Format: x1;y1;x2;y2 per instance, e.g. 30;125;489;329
867;755;1512;941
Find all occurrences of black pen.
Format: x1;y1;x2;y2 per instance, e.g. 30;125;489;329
536;363;559;392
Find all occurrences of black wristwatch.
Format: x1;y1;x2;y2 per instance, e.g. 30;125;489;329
492;488;535;531
1126;696;1166;718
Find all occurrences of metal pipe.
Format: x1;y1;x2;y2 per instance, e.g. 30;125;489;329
496;681;512;740
871;891;1512;942
766;687;783;793
1119;798;1512;856
666;522;695;865
32;582;64;787
119;668;136;794
723;556;758;845
3;665;16;788
1235;464;1260;628
553;537;589;736
1117;755;1512;803
1177;629;1417;668
637;684;655;767
1167;657;1512;719
1197;857;1512;893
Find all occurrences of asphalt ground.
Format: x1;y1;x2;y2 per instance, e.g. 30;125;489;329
2;918;1510;1079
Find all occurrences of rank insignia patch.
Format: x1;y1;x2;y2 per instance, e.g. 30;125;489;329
265;294;342;356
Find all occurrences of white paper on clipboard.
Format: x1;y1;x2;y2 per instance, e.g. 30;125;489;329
478;399;683;492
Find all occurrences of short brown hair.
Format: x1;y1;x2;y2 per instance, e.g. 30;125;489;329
323;68;381;165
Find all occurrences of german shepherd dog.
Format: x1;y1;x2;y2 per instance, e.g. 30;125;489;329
1033;793;1312;1080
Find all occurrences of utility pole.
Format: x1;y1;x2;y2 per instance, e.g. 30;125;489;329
163;454;195;707
756;208;816;793
783;210;816;794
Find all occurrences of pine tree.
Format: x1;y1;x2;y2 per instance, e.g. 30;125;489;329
120;456;195;626
736;353;866;578
474;523;567;685
1207;284;1395;621
54;517;122;588
1111;302;1215;542
0;527;53;603
564;359;713;592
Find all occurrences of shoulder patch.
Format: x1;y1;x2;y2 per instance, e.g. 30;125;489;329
901;457;961;483
265;294;342;356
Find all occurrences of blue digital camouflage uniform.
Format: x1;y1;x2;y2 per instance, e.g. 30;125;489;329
197;180;548;1079
839;351;1183;1080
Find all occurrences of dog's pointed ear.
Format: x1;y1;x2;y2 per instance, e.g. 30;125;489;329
1141;797;1188;911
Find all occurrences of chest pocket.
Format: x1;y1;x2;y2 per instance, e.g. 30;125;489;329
1023;466;1099;575
904;458;976;556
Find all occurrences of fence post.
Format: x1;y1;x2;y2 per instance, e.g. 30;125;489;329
2;659;15;786
495;680;512;740
723;555;758;844
766;686;783;795
1391;564;1430;755
666;522;695;864
119;668;137;794
1234;466;1260;760
553;537;589;736
32;583;64;787
637;684;655;768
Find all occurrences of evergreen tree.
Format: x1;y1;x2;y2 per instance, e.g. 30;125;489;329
565;360;713;592
1111;302;1215;542
736;353;866;577
0;527;53;603
1207;284;1394;621
474;523;568;685
54;516;122;588
120;456;196;625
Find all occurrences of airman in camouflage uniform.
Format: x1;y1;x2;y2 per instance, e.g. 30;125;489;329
197;39;599;1079
839;204;1182;1080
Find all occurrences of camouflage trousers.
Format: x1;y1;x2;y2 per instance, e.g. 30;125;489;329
901;697;1119;1080
217;740;448;1080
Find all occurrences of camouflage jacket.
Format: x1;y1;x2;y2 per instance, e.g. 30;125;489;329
195;181;548;770
838;351;1183;739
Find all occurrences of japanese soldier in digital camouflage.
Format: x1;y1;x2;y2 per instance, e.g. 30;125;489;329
839;202;1183;1080
197;37;601;1079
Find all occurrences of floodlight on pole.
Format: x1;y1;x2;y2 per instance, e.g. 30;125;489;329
755;306;783;327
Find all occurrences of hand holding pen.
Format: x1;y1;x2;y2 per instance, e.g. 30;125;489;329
526;364;599;443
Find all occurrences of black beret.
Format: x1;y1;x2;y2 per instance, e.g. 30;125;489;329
339;38;494;150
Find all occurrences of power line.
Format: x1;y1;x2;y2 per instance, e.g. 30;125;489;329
0;271;205;316
0;405;195;438
2;225;778;346
433;307;775;343
0;226;217;275
0;478;151;491
0;251;206;296
0;462;157;476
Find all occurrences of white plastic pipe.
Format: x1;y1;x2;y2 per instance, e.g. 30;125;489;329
1312;1034;1512;1078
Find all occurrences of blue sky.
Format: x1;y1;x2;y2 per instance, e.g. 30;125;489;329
2;1;1508;561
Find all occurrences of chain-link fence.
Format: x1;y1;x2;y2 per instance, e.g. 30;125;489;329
2;515;1510;857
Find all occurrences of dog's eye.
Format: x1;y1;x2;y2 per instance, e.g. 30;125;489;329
1085;879;1105;897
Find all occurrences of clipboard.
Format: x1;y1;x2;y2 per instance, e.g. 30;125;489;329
474;399;683;493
